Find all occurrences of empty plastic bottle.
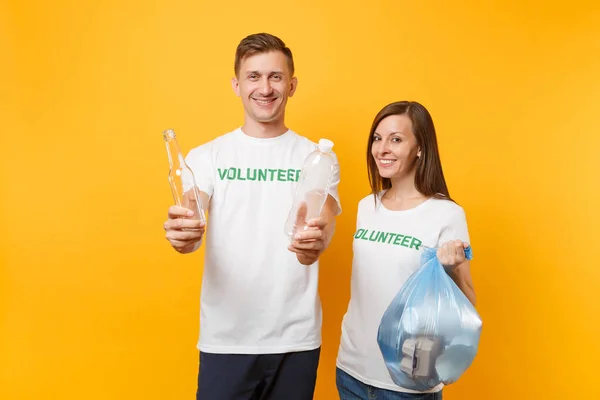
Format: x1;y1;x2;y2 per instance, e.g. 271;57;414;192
284;138;335;239
162;129;206;224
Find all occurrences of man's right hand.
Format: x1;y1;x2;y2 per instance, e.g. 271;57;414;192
164;205;206;254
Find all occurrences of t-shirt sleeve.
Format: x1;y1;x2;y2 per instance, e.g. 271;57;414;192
437;205;470;246
184;143;215;198
327;150;342;216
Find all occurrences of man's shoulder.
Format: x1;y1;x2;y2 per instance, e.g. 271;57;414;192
286;129;313;143
187;128;240;158
287;130;332;153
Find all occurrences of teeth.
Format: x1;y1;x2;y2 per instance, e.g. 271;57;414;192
380;160;395;165
254;99;274;105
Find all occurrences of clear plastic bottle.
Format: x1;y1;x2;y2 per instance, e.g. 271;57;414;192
284;138;335;239
162;129;206;224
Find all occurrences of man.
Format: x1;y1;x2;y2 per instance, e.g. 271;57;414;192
163;33;342;400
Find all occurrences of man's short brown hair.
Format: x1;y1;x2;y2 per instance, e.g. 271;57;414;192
234;33;295;76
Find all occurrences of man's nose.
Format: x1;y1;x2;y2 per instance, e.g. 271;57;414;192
257;77;273;96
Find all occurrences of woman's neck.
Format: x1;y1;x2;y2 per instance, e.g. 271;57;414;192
381;172;428;211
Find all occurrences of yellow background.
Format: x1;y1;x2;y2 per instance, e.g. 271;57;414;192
2;1;599;399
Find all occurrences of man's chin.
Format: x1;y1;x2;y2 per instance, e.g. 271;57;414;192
252;111;281;123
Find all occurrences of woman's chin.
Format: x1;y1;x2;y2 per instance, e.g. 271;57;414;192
378;169;397;179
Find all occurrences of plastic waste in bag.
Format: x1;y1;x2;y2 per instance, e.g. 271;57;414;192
377;246;482;391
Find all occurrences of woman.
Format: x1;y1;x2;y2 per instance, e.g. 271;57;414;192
335;101;476;399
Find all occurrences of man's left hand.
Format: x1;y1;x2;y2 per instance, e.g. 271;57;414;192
288;217;328;265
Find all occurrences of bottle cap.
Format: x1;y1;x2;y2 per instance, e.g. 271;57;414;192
318;138;334;153
163;129;176;140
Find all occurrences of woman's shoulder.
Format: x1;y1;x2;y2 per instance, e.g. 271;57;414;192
357;191;382;209
424;197;468;226
426;196;465;212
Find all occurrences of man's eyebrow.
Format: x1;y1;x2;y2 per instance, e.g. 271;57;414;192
244;70;285;75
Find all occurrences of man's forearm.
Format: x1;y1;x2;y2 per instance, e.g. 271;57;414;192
321;195;338;250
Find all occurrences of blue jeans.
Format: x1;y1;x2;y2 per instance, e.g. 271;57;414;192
336;368;442;400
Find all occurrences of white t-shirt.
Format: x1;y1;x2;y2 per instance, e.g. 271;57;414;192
336;193;470;393
185;127;341;354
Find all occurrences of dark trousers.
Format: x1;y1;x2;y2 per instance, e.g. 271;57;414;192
197;347;321;400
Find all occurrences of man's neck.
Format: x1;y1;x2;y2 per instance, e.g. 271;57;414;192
241;117;288;139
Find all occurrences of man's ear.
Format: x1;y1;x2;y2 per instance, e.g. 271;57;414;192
231;77;240;97
289;76;298;97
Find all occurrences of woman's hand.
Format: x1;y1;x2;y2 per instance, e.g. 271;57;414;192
437;240;476;305
437;240;470;271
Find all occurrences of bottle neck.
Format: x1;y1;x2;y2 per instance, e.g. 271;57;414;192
165;137;183;168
